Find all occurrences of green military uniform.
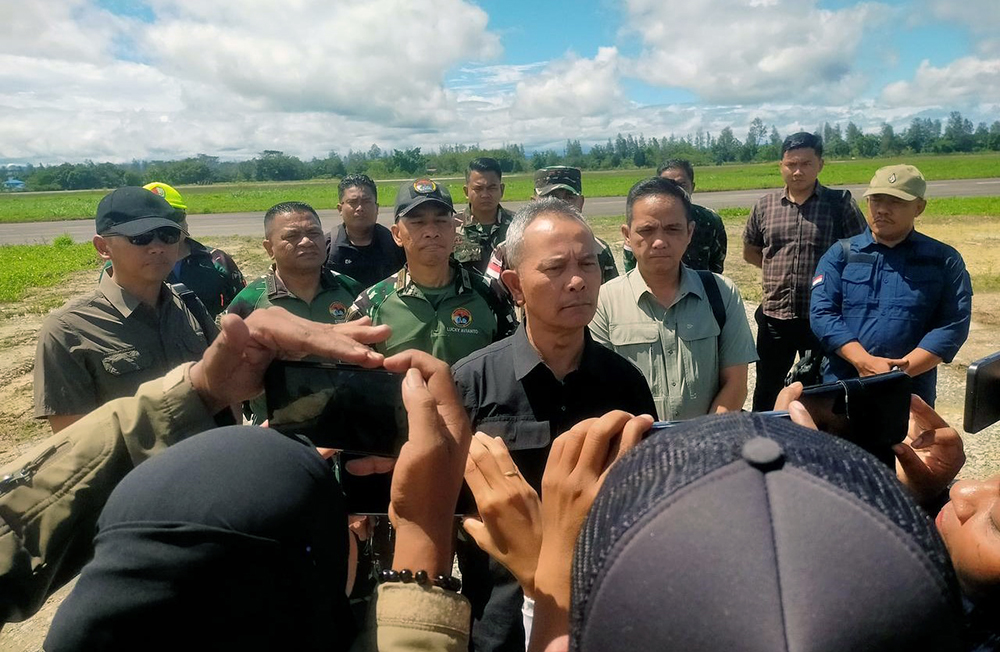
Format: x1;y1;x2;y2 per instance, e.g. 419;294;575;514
623;203;727;274
595;236;620;283
34;273;212;419
225;267;363;424
452;205;515;275
226;266;363;324
347;259;517;365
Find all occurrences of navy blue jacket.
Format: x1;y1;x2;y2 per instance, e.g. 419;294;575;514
810;229;972;405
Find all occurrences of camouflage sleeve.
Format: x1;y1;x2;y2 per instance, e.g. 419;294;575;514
223;279;264;320
712;211;727;274
622;244;636;273
474;274;518;341
597;239;619;283
346;286;377;322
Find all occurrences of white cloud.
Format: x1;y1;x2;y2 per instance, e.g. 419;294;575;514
926;0;1000;55
0;0;130;64
880;57;1000;107
622;0;889;104
513;47;625;118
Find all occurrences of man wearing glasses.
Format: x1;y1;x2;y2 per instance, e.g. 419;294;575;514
34;187;215;433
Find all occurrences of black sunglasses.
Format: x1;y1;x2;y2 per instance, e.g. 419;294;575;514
110;227;182;246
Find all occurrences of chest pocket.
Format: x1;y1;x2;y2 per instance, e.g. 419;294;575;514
477;417;551;451
841;261;875;314
101;347;153;377
609;323;661;372
900;262;943;317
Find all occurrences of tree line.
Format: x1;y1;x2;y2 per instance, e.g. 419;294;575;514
9;111;1000;192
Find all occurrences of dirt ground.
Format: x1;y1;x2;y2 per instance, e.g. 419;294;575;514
2;229;999;649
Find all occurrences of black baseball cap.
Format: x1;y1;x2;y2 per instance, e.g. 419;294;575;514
571;413;963;652
534;166;582;196
394;178;454;220
96;186;185;237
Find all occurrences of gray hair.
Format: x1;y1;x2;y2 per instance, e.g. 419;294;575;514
504;197;593;269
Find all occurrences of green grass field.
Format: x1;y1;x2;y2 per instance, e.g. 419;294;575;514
2;153;999;223
0;236;102;303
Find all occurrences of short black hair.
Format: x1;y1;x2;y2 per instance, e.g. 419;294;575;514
625;177;692;226
466;157;503;182
264;201;320;237
781;132;823;158
656;159;695;184
338;174;377;202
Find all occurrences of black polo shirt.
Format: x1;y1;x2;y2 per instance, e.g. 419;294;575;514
453;322;656;490
325;223;406;289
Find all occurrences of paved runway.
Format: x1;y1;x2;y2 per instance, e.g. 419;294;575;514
3;177;998;245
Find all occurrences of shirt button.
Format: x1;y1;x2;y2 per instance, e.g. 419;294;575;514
883;278;889;284
671;382;676;387
560;405;566;412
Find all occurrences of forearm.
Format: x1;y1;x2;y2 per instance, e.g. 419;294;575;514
527;556;572;652
710;366;748;414
836;341;870;367
742;244;763;268
901;348;943;377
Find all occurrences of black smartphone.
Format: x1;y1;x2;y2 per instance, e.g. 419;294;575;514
964;351;1000;434
796;371;912;467
264;360;408;456
339;457;478;516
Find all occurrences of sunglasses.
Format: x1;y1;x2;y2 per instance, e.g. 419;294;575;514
109;227;183;246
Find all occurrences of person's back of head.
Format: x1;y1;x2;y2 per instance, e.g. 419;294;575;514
571;412;963;652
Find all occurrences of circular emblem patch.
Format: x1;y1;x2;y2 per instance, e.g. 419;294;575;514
329;302;347;321
151;186;166;198
451;307;472;328
413;179;437;194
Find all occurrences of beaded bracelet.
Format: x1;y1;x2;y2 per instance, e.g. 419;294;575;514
379;568;462;592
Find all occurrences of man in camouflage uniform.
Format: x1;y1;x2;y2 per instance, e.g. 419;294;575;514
622;160;727;274
348;179;516;365
98;182;246;318
226;201;363;422
485;166;619;295
453;157;515;274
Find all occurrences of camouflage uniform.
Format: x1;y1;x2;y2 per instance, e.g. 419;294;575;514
347;259;517;365
453;205;515;275
623;203;727;274
100;238;246;319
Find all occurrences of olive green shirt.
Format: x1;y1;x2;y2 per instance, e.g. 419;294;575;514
33;273;210;419
590;266;757;420
346;260;517;365
225;266;363;324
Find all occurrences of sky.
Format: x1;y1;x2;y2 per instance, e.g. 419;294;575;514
1;0;998;165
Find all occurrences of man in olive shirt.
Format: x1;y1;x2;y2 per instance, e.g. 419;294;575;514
622;159;727;274
34;187;213;433
591;177;757;421
453;157;515;274
347;179;516;365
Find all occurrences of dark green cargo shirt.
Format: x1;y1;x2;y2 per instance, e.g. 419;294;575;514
225;266;363;324
623;203;727;274
347;260;517;365
34;273;210;419
453;205;515;275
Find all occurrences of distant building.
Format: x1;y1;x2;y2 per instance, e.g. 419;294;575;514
2;178;26;191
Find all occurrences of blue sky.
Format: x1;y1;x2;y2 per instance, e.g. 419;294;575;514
2;0;998;163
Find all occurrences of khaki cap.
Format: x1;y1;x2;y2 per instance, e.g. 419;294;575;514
863;164;926;201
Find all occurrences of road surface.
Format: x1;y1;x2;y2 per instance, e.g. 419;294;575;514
3;177;998;245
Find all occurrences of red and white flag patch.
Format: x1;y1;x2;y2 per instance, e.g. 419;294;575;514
812;274;824;287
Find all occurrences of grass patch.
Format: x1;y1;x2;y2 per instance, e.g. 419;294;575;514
0;236;102;303
3;153;1000;223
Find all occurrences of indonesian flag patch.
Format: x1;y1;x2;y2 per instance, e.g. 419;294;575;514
812;274;824;287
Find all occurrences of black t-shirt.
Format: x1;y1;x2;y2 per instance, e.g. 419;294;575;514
325;223;406;290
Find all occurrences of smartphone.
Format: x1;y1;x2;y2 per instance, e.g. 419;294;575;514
339;458;478;516
796;371;912;467
264;360;407;456
964;351;1000;434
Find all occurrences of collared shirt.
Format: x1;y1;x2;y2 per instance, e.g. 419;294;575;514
225;266;363;324
347;259;517;365
743;182;866;320
325;223;406;289
99;239;246;318
623;203;728;274
590;266;758;420
810;228;973;405
453;205;515;274
34;274;210;418
453;323;656;490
